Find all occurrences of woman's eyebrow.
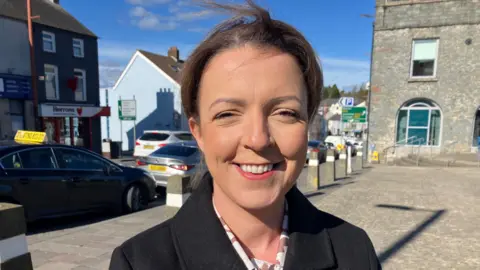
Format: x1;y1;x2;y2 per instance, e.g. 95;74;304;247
209;98;246;110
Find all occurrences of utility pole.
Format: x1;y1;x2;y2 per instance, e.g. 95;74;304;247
361;14;375;163
27;0;40;131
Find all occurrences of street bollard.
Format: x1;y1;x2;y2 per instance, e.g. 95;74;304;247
335;149;347;180
347;146;353;175
320;149;335;186
0;203;33;270
356;146;364;170
307;151;320;190
166;175;191;217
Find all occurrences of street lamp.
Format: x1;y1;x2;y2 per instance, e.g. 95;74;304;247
361;13;375;163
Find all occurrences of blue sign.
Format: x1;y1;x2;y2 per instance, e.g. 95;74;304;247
0;74;32;99
341;97;355;107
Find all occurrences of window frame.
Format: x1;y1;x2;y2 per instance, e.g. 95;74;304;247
1;147;60;170
44;64;60;100
410;39;439;79
73;69;87;101
72;38;85;58
396;101;442;146
42;31;56;53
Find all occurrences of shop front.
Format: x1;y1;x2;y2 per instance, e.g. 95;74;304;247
38;104;110;150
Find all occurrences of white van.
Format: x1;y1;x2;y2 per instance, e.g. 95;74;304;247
324;136;346;149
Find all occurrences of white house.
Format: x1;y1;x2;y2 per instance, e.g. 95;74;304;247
101;47;188;151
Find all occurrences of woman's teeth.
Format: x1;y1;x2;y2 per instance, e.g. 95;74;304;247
239;164;274;174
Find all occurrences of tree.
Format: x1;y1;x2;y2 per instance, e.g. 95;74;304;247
329;84;341;98
322;85;331;99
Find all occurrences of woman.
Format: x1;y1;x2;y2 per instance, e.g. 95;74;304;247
110;1;381;269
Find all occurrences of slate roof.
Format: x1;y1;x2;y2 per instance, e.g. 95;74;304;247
138;50;184;84
0;0;96;37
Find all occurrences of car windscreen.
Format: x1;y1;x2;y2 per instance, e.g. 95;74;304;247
152;145;198;157
174;133;194;141
139;133;170;141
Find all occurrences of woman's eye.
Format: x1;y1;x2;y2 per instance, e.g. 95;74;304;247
276;110;299;118
214;112;235;120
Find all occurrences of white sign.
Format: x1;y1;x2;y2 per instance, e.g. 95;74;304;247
39;104;110;117
0;78;4;92
340;97;354;107
118;100;136;120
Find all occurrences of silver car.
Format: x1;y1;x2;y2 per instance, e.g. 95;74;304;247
136;141;200;188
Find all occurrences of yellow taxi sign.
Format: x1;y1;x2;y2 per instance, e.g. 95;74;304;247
14;130;47;145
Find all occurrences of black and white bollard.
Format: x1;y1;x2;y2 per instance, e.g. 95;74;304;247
356;146;364;170
347;146;353;175
335;148;347;180
307;152;320;190
320;149;335;186
166;175;191;217
0;203;33;270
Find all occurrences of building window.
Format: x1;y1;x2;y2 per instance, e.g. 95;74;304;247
9;100;24;136
73;38;84;58
411;39;439;78
44;64;59;100
396;99;441;146
74;69;86;101
42;31;56;53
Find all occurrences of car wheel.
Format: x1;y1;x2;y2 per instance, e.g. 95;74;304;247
124;185;147;213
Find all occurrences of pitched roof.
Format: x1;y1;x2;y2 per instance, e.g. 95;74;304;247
0;0;96;37
138;50;184;84
328;114;341;121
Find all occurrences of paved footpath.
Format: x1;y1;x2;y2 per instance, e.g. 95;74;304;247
26;166;479;269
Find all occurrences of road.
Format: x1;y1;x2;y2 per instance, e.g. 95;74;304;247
26;165;480;269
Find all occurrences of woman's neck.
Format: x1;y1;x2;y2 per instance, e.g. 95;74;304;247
212;183;285;262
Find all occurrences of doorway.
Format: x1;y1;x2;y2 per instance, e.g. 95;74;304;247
473;108;480;147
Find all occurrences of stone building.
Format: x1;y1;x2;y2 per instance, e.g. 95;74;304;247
370;0;480;156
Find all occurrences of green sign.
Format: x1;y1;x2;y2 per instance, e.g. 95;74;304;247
118;100;136;121
342;107;366;123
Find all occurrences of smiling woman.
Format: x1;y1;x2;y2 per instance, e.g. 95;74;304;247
109;1;381;269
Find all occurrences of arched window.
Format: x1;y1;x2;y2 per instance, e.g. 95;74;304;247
396;99;442;145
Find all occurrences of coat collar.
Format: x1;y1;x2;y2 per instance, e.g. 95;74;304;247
171;174;337;270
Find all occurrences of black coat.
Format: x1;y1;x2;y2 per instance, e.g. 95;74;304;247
109;177;382;270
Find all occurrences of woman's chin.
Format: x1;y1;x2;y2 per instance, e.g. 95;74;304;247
231;189;284;211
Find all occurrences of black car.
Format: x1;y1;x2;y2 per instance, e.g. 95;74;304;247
0;144;157;221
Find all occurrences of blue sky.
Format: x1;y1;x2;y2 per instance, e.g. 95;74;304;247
60;0;375;89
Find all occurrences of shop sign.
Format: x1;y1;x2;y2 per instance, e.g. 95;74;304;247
14;130;47;144
39;104;111;117
0;74;32;99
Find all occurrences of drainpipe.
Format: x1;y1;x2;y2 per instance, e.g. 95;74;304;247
27;0;40;131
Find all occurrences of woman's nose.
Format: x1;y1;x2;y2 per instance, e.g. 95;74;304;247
243;113;272;152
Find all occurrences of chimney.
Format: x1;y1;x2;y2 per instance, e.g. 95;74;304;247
168;46;179;62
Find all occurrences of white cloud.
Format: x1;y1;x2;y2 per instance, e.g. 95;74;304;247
175;10;214;21
125;0;171;6
129;5;178;30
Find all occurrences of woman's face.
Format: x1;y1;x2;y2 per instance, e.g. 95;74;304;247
190;45;309;210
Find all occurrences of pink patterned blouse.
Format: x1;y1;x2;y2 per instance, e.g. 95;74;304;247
213;199;289;270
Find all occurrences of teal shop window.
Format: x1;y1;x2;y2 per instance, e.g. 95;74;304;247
396;100;442;146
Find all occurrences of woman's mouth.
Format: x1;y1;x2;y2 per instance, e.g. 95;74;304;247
233;162;282;180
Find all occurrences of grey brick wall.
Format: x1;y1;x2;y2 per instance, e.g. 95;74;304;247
370;0;480;154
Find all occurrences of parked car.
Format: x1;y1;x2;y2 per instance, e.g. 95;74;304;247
136;141;200;192
0;144;157;222
325;135;346;150
133;130;194;157
306;140;327;163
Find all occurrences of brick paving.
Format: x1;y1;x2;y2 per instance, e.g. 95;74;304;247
26;165;480;269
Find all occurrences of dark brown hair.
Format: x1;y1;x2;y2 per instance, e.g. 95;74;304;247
181;0;323;122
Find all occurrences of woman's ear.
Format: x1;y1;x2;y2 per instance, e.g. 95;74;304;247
189;117;204;152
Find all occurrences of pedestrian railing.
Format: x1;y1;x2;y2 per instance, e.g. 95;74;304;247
382;136;417;165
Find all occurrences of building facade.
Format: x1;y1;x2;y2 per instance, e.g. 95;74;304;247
0;0;109;153
106;47;188;151
370;0;480;155
0;16;35;139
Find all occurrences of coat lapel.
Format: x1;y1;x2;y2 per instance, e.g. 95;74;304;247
170;174;338;270
170;175;246;270
283;187;338;270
